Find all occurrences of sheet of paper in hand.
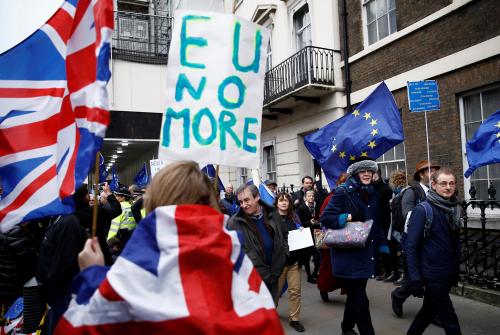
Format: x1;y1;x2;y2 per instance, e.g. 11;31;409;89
288;227;314;251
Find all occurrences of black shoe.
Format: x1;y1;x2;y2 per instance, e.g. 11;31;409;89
391;291;403;318
289;321;305;332
394;275;407;286
341;329;359;335
320;291;329;302
384;272;400;282
307;277;317;284
431;316;443;328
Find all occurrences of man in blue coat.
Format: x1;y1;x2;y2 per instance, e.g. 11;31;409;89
404;167;462;335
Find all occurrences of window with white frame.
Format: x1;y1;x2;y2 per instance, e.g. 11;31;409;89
263;144;277;182
293;4;311;50
239;168;248;185
376;142;406;181
461;86;500;200
363;0;396;46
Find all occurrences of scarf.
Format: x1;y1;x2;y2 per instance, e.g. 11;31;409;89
426;189;462;234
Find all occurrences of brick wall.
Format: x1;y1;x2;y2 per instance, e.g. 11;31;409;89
396;0;451;30
338;0;363;59
348;0;500;91
394;56;500;196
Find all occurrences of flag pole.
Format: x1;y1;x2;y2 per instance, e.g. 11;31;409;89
215;164;220;194
424;111;432;182
92;152;100;238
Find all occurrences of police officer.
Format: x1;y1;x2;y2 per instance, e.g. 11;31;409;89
107;186;137;245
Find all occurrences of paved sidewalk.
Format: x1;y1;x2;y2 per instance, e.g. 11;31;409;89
277;273;500;334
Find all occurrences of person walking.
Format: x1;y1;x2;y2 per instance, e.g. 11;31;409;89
275;192;305;333
321;158;389;335
404;167;462;335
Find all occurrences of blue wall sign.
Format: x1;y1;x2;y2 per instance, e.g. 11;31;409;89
407;80;440;112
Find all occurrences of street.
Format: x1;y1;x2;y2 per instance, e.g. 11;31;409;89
277;273;500;335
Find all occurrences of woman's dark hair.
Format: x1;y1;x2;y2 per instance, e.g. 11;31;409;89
274;192;299;222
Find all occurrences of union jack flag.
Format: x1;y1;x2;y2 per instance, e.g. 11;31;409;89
0;0;113;232
56;205;284;334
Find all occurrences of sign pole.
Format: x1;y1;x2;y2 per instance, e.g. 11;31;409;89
214;165;220;194
92;152;100;238
424;111;432;181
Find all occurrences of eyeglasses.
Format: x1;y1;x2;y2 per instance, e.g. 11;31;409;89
436;181;456;187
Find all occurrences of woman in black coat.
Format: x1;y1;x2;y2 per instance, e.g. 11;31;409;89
321;159;389;335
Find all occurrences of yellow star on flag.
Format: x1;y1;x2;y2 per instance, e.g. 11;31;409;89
496;121;500;128
361;151;368;157
368;141;377;149
353;109;360;117
371;129;378;136
349;155;356;161
497;132;500;138
370;119;378;127
339;151;346;159
363;112;371;120
331;144;337;153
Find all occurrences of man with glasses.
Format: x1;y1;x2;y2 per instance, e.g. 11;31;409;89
404;167;462;335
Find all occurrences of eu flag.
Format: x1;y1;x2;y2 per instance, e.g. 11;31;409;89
304;82;404;189
98;153;108;183
464;110;500;178
201;164;226;192
134;163;149;188
109;166;119;192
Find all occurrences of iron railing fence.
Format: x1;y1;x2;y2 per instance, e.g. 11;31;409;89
112;11;172;64
460;184;500;289
264;46;336;105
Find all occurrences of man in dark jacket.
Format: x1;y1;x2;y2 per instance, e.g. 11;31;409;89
220;183;238;216
392;160;440;317
37;213;87;335
227;184;288;300
72;183;121;265
404;167;462;335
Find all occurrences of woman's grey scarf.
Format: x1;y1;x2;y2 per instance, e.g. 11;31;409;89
427;189;462;234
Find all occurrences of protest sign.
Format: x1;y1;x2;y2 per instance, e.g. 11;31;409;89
149;159;166;178
158;10;270;168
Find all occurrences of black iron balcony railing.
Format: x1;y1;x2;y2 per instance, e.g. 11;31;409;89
264;46;336;105
112;11;172;64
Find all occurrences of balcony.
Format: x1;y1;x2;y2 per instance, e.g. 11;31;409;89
263;46;340;112
112;11;172;65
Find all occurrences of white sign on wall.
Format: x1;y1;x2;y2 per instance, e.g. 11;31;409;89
158;10;270;168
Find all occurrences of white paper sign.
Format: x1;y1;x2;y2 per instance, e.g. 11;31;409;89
288;227;314;251
149;159;166;178
158;10;270;168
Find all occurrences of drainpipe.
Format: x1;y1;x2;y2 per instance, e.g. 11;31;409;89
341;0;351;113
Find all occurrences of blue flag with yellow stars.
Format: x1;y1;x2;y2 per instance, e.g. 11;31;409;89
464;110;500;178
304;82;404;189
109;166;119;192
134;162;149;188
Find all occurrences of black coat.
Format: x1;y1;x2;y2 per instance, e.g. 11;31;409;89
73;194;122;265
374;179;393;233
321;176;387;279
277;214;302;265
37;214;88;304
0;224;38;305
227;201;288;284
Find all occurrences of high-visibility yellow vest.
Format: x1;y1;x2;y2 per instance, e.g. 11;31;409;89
107;202;136;240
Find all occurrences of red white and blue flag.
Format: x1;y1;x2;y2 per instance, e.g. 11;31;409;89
56;205;284;334
0;0;113;232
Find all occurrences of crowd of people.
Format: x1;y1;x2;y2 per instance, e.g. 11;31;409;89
0;157;463;335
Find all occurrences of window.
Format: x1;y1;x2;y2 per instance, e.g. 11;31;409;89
293;4;311;50
461;86;500;200
376;142;406;181
239;168;248;185
263;145;277;182
364;0;396;45
266;36;272;72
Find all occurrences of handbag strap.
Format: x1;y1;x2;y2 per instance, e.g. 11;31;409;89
341;186;360;215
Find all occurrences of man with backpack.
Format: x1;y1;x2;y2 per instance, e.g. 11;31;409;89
404;167;462;335
391;160;440;317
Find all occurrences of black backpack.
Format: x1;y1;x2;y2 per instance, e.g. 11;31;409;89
391;185;425;233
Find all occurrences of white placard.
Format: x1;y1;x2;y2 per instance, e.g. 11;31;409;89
149;159;166;178
158;10;270;168
288;227;314;251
